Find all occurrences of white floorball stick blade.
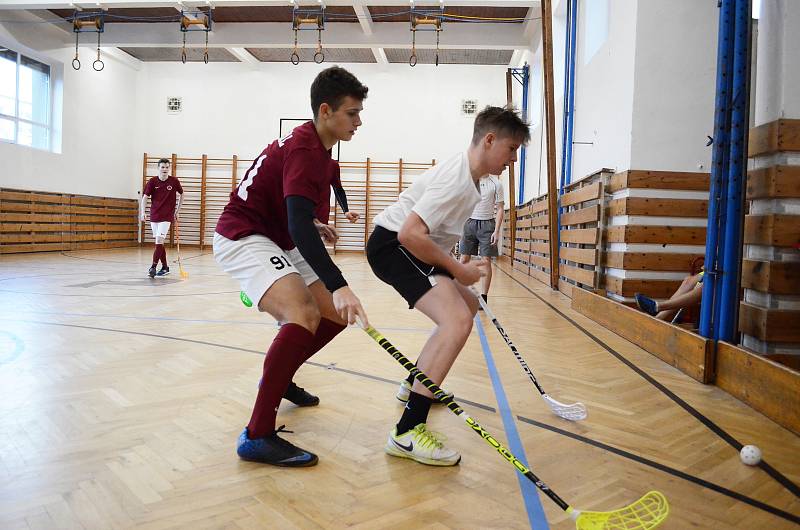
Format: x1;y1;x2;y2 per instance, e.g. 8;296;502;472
543;395;588;421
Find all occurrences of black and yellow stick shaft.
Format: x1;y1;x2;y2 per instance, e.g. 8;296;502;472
363;325;571;512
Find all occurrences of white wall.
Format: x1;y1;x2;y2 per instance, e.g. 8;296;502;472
755;0;800;124
134;62;509;166
1;16;510;200
512;0;638;205
570;0;637;182
512;0;720;208
629;0;717;172
0;20;142;199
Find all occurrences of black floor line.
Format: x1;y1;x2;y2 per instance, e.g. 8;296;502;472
0;289;236;298
497;266;800;499
517;416;800;525
4;319;497;415
303;360;495;412
6;318;796;520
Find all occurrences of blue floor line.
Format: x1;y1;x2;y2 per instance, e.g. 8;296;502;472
474;315;550;530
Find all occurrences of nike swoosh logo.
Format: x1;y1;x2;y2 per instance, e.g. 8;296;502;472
393;439;413;452
280;454;312;463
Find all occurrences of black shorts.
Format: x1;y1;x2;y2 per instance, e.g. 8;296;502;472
367;226;453;309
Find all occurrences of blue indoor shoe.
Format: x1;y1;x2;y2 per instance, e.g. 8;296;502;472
634;293;659;316
236;427;318;467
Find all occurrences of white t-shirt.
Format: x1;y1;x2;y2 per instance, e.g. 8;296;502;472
469;175;504;220
373;152;481;253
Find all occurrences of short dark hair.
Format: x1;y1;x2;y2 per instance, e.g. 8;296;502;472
157;158;170;166
471;106;531;146
310;66;368;120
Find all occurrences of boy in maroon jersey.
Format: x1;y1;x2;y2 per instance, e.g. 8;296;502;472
214;66;369;467
140;159;183;278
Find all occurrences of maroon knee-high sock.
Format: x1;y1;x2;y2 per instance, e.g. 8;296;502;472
152;244;162;265
160;245;168;267
301;317;346;363
248;323;315;439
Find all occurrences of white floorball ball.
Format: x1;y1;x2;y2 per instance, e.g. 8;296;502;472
740;445;762;466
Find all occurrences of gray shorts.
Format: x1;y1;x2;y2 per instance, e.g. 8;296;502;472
459;218;498;257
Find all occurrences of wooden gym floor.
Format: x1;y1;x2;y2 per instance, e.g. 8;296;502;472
0;249;798;529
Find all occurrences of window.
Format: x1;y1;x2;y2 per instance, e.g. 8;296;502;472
0;47;51;150
582;0;609;65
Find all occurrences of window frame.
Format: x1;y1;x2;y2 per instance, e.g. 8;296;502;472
0;46;52;151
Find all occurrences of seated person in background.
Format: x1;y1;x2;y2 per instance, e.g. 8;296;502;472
635;270;704;322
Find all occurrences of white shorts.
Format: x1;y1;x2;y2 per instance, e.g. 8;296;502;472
151;221;171;240
213;232;319;310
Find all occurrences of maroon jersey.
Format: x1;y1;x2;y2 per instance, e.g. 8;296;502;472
143;176;183;222
316;161;341;223
216;121;338;250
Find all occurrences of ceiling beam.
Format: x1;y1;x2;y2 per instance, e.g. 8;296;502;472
100;45;144;69
351;0;372;36
73;21;531;49
371;47;387;65
350;0;388;65
523;4;541;41
0;1;537;8
228;46;259;63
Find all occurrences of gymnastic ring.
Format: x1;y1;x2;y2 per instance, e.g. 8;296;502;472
72;58;81;70
93;59;105;71
409;54;417;67
203;51;209;64
181;49;187;64
290;52;300;65
313;51;324;64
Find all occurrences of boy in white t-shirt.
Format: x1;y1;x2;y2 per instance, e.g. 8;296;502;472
366;106;530;466
459;174;504;307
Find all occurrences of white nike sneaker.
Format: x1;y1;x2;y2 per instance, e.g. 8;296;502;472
385;423;461;466
395;379;454;404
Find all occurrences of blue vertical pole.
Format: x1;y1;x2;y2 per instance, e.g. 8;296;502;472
718;0;751;342
564;0;578;187
518;64;529;205
700;0;736;339
558;0;577;193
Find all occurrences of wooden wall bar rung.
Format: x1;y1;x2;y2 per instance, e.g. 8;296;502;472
748;118;800;157
607;170;710;193
746;165;800;198
739;303;800;343
560;181;601;207
530;199;548;214
605;225;706;245
560;246;597;266
560;228;598;245
603;252;705;271
560;263;595;286
741;259;800;294
604;276;683;298
743;214;800;247
607;197;708;218
560;205;599;226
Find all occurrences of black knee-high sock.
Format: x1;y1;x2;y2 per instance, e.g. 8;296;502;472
396;391;433;435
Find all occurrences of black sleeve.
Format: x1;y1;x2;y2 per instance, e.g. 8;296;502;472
286;195;347;293
333;185;349;212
